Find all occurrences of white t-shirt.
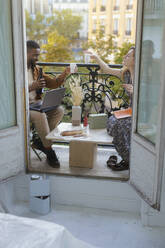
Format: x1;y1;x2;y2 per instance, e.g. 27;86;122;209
28;68;37;104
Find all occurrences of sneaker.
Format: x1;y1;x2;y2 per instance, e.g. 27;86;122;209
46;149;60;168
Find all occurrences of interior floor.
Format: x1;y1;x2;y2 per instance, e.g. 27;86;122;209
13;203;165;248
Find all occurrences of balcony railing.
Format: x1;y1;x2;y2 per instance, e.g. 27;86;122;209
113;6;120;11
126;4;133;10
100;5;106;12
37;62;129;120
92;29;97;34
125;30;131;36
113;30;118;35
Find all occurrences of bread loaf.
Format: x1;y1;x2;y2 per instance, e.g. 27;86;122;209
61;130;83;136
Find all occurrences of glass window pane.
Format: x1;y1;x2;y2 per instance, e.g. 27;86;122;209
0;0;16;130
136;0;165;144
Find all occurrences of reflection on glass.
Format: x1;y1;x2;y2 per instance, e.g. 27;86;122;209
137;0;165;144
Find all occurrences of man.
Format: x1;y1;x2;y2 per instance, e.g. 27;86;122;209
27;40;71;168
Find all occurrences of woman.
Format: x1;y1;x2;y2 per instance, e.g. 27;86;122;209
89;47;135;171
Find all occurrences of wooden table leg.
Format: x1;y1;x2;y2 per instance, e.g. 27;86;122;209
69;140;97;168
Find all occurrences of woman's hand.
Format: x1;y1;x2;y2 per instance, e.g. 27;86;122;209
86;50;98;60
122;84;133;94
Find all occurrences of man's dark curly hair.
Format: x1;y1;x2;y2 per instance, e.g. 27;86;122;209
27;40;40;50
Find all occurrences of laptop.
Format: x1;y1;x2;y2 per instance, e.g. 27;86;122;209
30;88;65;112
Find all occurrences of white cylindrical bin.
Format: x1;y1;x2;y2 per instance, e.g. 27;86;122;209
72;106;81;126
29;175;50;215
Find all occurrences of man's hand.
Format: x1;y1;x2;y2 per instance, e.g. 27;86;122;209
36;78;46;89
29;78;46;92
64;66;72;75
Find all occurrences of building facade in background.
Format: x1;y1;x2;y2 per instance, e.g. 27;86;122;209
88;0;137;47
25;0;53;16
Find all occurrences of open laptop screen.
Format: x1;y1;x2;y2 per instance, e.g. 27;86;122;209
30;88;65;112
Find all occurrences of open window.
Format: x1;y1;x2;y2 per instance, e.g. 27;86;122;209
130;0;165;210
24;0;165;211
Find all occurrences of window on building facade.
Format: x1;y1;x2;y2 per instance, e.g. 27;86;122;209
113;19;119;35
126;0;133;10
125;18;132;35
34;0;40;14
100;18;105;32
0;0;16;130
93;0;96;12
100;0;106;12
29;0;33;13
100;18;105;25
92;20;97;33
114;0;120;11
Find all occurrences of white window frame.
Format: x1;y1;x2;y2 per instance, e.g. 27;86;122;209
0;0;28;181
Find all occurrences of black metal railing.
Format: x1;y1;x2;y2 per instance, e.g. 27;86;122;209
37;62;129;120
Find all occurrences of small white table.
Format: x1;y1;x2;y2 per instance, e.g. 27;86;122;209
46;122;113;168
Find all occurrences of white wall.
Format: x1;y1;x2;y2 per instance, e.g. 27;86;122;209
14;173;141;214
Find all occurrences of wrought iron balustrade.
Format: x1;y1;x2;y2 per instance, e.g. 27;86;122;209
37;62;129;119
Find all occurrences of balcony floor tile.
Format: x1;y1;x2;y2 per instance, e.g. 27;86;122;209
28;145;129;181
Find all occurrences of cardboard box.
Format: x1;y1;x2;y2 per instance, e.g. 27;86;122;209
89;113;108;129
69;140;97;168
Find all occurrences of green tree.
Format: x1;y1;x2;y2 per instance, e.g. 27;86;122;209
25;10;47;44
46;9;82;42
83;28;115;64
41;30;73;63
114;42;135;64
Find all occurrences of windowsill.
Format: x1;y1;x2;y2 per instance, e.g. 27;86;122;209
28;145;129;181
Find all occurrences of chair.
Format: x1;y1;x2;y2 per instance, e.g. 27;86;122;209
30;123;43;161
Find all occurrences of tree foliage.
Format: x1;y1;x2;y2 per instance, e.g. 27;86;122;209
114;42;135;64
25;10;47;45
83;29;115;64
46;9;82;41
41;31;73;62
25;9;82;62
